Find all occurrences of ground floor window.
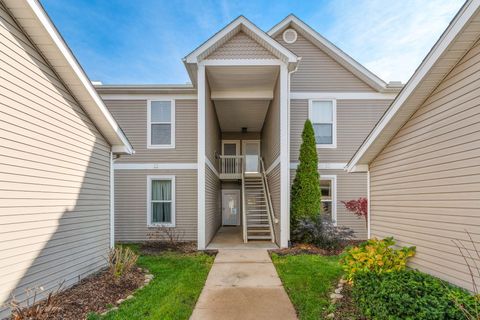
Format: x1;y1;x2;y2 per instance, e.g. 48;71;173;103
320;176;336;224
147;176;175;227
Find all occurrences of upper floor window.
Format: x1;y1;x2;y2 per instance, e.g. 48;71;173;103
309;100;336;148
148;100;175;148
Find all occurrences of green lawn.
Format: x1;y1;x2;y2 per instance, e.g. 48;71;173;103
271;254;343;320
90;249;214;320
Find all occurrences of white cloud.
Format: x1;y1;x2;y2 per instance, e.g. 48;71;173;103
321;0;464;83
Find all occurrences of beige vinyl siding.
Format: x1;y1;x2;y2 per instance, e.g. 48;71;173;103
290;99;391;162
206;81;221;168
261;77;280;167
290;169;367;238
276;30;374;92
105;99;197;163
267;164;281;246
0;6;111;318
206;31;276;60
205;165;221;244
114;169;197;242
369;41;480;290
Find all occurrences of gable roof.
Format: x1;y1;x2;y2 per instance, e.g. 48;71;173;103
268;14;392;92
2;0;133;154
183;15;300;85
346;0;480;172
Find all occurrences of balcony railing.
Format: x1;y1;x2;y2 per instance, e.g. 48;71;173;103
219;155;243;179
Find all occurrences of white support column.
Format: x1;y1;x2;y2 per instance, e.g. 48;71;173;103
197;64;206;250
280;64;290;248
109;152;115;248
367;169;371;239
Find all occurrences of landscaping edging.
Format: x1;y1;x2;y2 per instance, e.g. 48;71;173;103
99;268;154;317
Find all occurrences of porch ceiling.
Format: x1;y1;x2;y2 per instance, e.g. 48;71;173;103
207;66;278;132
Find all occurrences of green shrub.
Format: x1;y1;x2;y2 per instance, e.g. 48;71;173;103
339;237;416;282
290;119;321;226
352;270;478;320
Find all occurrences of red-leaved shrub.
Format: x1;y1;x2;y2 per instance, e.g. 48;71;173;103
341;197;368;228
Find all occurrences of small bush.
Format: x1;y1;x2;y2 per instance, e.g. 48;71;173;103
340;237;415;282
9;282;64;320
291;215;354;251
352;270;478;320
107;246;138;282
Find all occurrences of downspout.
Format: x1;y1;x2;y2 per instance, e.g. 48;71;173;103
110;152;120;248
286;60;300;246
367;168;371;239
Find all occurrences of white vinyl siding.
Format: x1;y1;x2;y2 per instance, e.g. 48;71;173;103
147;176;175;227
147;100;175;148
309;100;336;148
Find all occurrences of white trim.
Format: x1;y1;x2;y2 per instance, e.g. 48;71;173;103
201;59;283;66
205;157;220;178
99;94;197;100
221;140;241;155
320;175;337;226
268;15;387;91
290;162;347;170
114;163;197;170
265;156;281;175
211;89;273;100
290;92;397;100
109;152;114;248
308;99;337;148
346;0;480;172
197;64;206;250
279;64;290;248
367;170;371;239
147;99;175;149
184;16;298;63
147;175;176;227
10;0;132;154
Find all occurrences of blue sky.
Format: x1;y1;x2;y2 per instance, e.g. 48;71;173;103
42;0;464;85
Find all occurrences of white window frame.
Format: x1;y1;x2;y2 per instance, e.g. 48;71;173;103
221;140;240;155
320;175;337;225
147;175;176;227
147;100;175;149
308;99;337;148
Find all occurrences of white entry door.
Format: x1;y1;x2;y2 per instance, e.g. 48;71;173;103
222;190;241;226
242;140;261;173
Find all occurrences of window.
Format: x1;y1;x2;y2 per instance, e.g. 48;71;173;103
320;176;336;224
147;176;175;227
148;100;175;148
309;100;336;147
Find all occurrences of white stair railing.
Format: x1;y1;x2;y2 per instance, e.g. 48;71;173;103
219;155;243;176
260;158;276;243
241;172;247;243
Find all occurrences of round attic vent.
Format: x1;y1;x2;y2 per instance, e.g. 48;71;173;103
282;28;297;44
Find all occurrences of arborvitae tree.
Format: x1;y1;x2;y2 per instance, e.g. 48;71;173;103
290;119;321;227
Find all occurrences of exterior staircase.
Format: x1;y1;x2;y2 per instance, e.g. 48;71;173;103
244;176;272;240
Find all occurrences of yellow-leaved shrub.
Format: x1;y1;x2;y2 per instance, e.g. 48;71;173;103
339;237;416;282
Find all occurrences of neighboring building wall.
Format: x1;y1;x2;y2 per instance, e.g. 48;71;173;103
205;81;222;244
276;30;375;92
206;31;276;60
267;165;281;246
105;99;197;163
0;6;111;317
262;77;281;168
114;169;197;242
290;99;392;163
369;41;480;290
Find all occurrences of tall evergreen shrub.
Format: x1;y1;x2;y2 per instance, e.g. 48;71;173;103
290;119;321;227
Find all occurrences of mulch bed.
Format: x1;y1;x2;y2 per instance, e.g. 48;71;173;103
140;241;198;254
270;241;363;256
330;284;365;320
140;241;217;256
11;268;144;320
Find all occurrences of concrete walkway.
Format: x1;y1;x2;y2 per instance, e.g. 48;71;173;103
190;249;297;320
